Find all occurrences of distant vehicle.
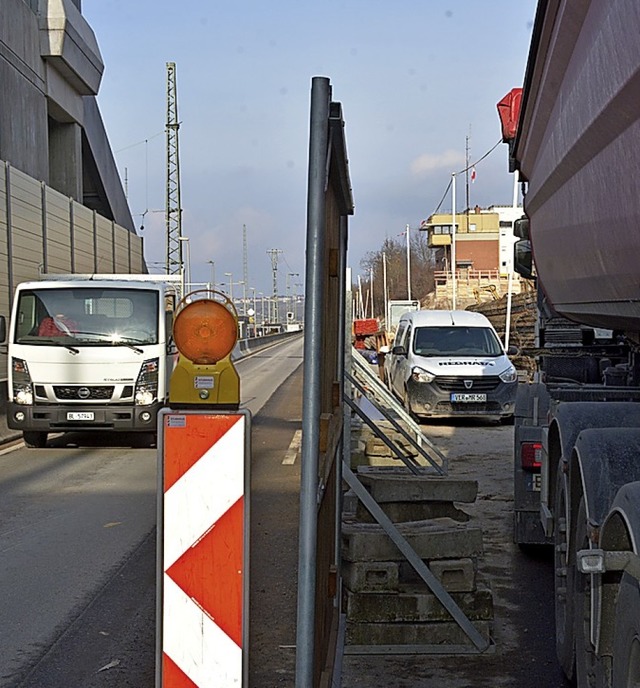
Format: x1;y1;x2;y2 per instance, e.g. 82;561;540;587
386;299;420;332
385;309;517;421
0;274;182;448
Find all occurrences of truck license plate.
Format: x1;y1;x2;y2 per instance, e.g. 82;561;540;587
450;393;487;403
67;412;94;421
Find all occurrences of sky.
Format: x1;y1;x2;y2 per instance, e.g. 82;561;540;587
82;0;537;298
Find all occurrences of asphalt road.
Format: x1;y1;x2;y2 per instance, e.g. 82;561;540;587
0;336;304;688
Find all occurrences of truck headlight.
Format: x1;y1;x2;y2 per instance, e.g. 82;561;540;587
411;366;436;383
135;358;159;406
12;358;34;405
499;365;518;383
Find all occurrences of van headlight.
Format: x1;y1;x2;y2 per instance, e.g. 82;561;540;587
135;358;159;406
411;366;436;383
12;358;34;405
499;365;518;383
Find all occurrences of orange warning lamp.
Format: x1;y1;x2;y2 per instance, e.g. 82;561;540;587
169;290;240;407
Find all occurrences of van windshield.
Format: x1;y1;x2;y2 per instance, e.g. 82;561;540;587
412;326;503;357
13;288;159;346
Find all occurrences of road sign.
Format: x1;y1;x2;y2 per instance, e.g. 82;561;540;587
158;409;250;687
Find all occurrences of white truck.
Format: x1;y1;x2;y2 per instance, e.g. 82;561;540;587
1;274;182;447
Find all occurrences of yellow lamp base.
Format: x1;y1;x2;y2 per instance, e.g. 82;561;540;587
169;355;240;408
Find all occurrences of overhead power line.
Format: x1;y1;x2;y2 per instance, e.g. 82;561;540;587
430;138;502;216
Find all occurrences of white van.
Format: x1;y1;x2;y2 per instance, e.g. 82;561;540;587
385;309;517;421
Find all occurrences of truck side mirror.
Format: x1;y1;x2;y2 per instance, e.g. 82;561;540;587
0;315;6;343
513;216;530;239
514;239;536;281
392;345;407;356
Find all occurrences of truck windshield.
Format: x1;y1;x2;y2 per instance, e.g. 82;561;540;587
412;326;503;357
13;288;159;346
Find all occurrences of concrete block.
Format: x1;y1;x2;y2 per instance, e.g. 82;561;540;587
341;519;484;563
342;561;400;593
398;558;478;591
345;620;492;646
355;501;471;524
345;586;493;623
356;468;478;504
429;558;476;592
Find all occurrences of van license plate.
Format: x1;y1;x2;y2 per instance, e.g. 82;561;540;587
450;393;487;403
67;412;94;421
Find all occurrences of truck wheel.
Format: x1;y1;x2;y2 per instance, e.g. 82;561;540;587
23;431;47;448
574;497;610;686
554;468;576;681
612;572;640;688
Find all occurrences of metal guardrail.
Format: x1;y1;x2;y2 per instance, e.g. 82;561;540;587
349;348;448;474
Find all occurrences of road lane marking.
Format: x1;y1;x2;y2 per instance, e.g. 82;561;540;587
282;429;302;465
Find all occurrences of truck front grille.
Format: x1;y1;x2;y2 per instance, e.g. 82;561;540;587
435;376;501;392
53;386;115;401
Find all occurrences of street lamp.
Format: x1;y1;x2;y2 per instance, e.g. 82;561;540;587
178;236;191;293
207;260;215;291
224;272;233;301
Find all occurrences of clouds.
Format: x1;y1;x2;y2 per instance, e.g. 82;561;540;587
410;149;466;177
82;0;537;294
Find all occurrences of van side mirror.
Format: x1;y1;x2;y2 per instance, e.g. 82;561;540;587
392;345;407;356
514;239;536;281
0;315;6;343
507;345;519;356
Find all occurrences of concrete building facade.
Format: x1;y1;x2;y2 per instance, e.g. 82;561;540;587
0;0;145;428
422;205;524;308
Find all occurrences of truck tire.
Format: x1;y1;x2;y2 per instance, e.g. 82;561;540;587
612;572;640;688
554;468;576;681
574;497;611;687
23;431;47;448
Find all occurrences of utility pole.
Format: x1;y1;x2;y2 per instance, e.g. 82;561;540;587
242;224;249;315
165;62;182;276
266;248;283;322
287;272;299;322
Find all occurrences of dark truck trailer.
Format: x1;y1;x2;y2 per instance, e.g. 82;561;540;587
501;1;640;686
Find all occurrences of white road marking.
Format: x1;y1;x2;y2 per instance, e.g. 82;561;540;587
282;429;302;465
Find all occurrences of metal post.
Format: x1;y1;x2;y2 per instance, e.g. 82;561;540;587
406;223;411;301
451;173;457;310
208;260;215;291
296;75;330;688
383;251;388;327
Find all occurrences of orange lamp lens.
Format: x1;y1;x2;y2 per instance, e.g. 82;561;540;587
173;300;237;364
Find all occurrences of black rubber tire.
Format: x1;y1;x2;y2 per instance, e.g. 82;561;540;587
612;572;640;688
554;467;576;681
403;387;416;421
23;431;47;448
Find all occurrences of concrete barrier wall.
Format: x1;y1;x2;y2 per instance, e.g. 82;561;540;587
0;330;303;445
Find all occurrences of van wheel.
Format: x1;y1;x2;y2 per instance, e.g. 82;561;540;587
23;431;48;448
403;389;417;421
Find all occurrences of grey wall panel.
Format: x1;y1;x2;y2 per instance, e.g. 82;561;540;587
95;216;115;272
130;236;144;273
114;226;130;272
72;202;95;272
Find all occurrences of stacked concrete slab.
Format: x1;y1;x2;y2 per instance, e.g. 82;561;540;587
342;467;493;650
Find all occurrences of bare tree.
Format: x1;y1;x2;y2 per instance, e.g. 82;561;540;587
356;231;435;320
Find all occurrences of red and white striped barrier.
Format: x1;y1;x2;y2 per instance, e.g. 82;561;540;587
158;410;250;687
